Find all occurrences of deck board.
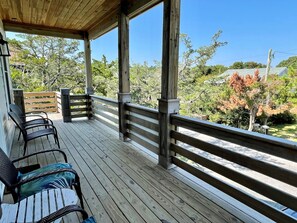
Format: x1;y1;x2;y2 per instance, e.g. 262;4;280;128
8;114;262;223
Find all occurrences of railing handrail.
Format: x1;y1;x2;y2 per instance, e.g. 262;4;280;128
126;103;158;115
90;95;118;105
171;114;297;162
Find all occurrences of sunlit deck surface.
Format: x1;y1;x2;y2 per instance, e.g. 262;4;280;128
9;114;263;223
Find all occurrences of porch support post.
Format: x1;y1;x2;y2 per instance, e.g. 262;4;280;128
13;89;25;114
84;32;93;95
60;88;71;122
158;0;181;169
118;1;131;141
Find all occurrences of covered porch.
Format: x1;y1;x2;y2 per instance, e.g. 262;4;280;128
1;0;297;222
9;113;264;223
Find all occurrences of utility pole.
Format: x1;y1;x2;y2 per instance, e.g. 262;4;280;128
263;49;274;125
264;49;273;82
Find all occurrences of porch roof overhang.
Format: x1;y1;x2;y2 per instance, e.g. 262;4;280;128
0;0;162;40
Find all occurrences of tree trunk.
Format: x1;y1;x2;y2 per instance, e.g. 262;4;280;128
248;108;257;131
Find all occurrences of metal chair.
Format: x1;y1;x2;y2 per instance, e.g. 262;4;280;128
10;104;54;140
0;148;84;209
9;103;49;122
8;111;60;155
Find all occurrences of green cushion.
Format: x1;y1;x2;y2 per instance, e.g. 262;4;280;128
18;163;75;200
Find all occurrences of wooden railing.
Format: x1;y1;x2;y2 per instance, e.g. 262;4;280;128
69;94;91;119
125;103;159;154
170;114;297;223
91;95;118;131
24;92;57;113
56;91;62;113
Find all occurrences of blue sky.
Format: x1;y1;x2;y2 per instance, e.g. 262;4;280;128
91;0;297;67
7;0;297;67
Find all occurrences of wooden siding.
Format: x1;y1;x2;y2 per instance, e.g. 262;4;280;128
7;114;268;223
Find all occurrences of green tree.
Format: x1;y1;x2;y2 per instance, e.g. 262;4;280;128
229;61;266;69
9;34;85;92
92;56;118;99
277;56;297;69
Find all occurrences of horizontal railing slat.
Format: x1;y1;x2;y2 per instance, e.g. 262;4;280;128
93;115;118;131
25;98;56;103
92;104;118;116
24;92;56;97
127;132;159;154
92;108;118;124
127;123;159;143
171;131;297;187
70;101;91;107
71;107;90;113
25;103;57;108
91;95;118;107
70;95;89;100
127;114;159;132
125;103;158;120
171;144;297;211
71;113;90;118
172;157;296;223
171;114;297;162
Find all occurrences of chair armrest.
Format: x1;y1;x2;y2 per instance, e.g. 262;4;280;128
24;123;56;130
25;117;54;126
25;111;48;119
12;149;67;163
36;205;89;223
14;168;79;187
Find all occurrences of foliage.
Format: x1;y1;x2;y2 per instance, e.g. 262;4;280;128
9;35;85;93
92;56;118;99
229;61;266;69
130;61;161;108
219;71;294;131
277;56;297;69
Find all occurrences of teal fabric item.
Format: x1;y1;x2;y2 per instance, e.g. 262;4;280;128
82;216;97;223
18;163;75;200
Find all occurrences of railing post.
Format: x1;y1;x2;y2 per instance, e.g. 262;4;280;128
159;0;181;169
13;89;25;114
60;88;71;122
87;94;92;120
118;1;131;141
158;99;179;168
118;93;131;141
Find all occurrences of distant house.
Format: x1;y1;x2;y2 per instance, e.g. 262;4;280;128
207;67;288;85
219;67;288;79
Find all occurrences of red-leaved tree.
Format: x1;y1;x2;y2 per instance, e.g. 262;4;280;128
219;70;292;131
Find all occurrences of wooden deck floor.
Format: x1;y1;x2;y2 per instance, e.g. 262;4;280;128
9;114;264;223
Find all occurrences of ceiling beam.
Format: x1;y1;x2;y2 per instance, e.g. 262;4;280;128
3;21;85;40
89;0;163;40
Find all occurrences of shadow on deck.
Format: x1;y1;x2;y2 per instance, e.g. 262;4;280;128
9;113;267;223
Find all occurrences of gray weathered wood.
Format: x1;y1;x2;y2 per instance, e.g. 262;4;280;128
158;0;181;169
60;88;71;122
118;1;131;141
127;132;159;155
84;33;94;95
13;89;25;114
171;144;297;211
91;95;118;107
171;114;297;162
171;131;297;187
127;123;159;143
125;103;158;120
127;114;159;132
172;157;296;223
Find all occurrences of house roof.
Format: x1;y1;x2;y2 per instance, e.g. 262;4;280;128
219;67;288;79
0;0;162;40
